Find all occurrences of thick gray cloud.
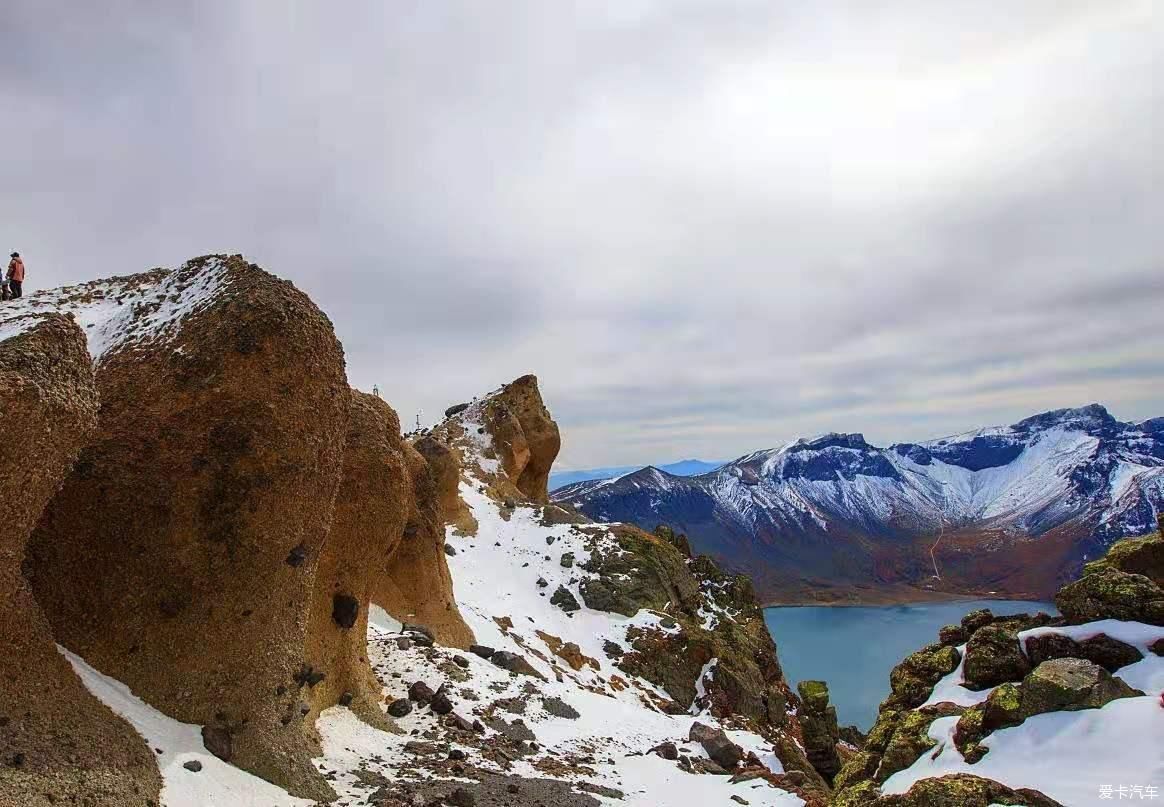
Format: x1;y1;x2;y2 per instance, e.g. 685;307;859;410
2;1;1160;468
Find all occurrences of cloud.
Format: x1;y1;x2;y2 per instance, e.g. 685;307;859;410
1;0;1160;468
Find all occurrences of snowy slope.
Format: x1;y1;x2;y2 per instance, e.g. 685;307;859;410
62;414;807;806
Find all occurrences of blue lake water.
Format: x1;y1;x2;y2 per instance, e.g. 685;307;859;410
763;600;1056;730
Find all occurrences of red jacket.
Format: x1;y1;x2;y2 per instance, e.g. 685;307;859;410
7;257;24;282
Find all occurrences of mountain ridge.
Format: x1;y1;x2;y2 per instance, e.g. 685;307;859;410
553;404;1164;604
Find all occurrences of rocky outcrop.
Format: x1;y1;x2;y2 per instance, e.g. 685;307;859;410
375;439;474;648
413;434;476;534
26;256;350;799
437;375;560;504
847;773;1063;807
1055;566;1164;625
305;391;409;730
1082;525;1164;585
796;681;841;782
835;527;1160;805
0;315;161;807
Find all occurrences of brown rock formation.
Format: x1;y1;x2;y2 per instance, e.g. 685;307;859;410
304;391;409;729
413;434;476;535
26;256;350;800
374;439;474;648
441;375;560;504
0;315;161;807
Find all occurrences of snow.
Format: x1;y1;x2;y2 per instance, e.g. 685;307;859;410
918;644;996;709
690;657;718;714
600;754;800;806
62;648;311;807
885;618;1164;804
0;256;231;364
1019;620;1164;694
882;698;1164;805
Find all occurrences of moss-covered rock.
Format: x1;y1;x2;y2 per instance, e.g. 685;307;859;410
1083;531;1164;587
937;623;968;646
864;709;901;754
874;704;963;783
1020;657;1143;715
1077;634;1144;672
832;779;882;807
962;625;1030;690
867;773;1064;806
797;680;841;782
833;750;880;791
953;683;1024;761
884;643;961;708
960;608;995;633
1054;567;1164;626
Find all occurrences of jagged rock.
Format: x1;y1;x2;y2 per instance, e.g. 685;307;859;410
962;626;1030;690
0;314;162;806
796;681;841;782
559;552;574;568
490;651;545;680
550;585;580;612
469;645;495;659
603;640;624;657
874;704;963;783
1020;657;1142;714
444;403;470;418
25;256;351;800
833;780;882;807
654;525;693;558
1077;634;1144;672
867;773;1064;806
580;525;701;617
1054;567;1164;626
688;722;744;770
1083;531;1164;586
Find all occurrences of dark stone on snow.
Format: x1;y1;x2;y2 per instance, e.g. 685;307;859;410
182;760;202;773
550;585;580;612
200;725;232;762
431;685;454;715
490;651;546;680
541;696;580;719
444;403;470;418
444;543;457;556
408;681;434;702
689;721;744;770
387;698;412;717
469;644;495;659
651;741;678;760
452;654;470;669
1077;634;1144;672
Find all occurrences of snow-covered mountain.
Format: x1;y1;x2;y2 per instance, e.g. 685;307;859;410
549;459;723;492
553;405;1164;603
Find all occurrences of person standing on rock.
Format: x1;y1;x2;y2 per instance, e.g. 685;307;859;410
7;252;25;299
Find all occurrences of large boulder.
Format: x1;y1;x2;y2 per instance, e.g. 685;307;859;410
0;315;161;806
884;643;961;708
962;625;1030;690
1054;567;1164;625
1019;657;1142;715
304;391;409;729
1083;531;1164;586
26;256;350;799
413;435;476;534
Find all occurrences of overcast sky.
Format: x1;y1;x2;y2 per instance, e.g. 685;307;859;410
2;1;1161;469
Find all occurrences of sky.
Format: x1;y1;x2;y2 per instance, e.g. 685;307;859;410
2;1;1161;470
